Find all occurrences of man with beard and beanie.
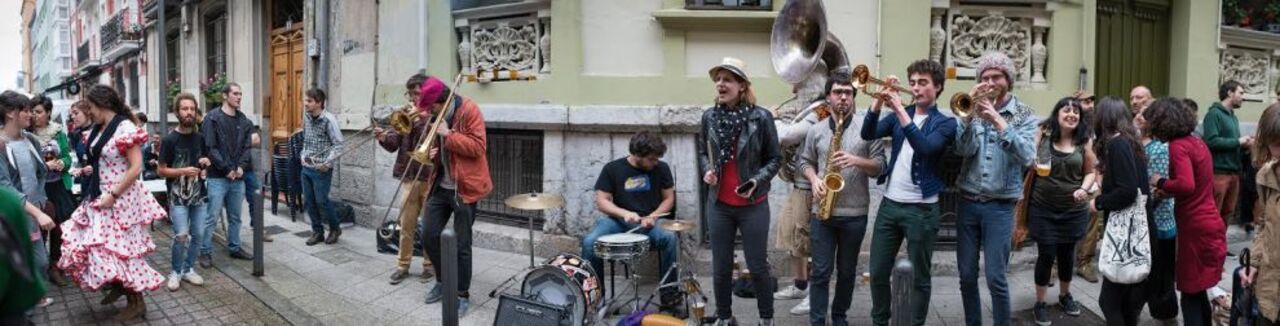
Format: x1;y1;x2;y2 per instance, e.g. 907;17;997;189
157;93;210;291
376;73;436;284
952;52;1039;325
1203;80;1252;228
797;69;885;326
417;75;493;318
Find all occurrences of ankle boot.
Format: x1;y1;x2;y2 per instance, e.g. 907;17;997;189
114;293;146;321
100;284;124;305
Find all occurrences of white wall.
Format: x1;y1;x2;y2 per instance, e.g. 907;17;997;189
684;31;772;78
826;0;879;73
581;0;666;77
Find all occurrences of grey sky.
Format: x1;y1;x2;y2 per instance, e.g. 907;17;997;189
0;0;21;91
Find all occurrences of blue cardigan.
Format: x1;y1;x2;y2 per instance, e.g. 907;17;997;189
859;104;957;199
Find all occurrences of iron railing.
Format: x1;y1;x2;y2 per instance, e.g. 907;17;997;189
686;0;771;10
101;9;140;53
477;129;545;228
76;41;90;66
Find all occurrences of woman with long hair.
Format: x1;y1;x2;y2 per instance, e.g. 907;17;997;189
1027;97;1096;324
1089;97;1149;325
27;94;76;287
696;57;781;325
1244;102;1280;326
1134;98;1180;322
57;85;166;321
1145;97;1227;326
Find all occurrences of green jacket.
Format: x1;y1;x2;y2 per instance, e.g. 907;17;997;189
1202;102;1242;173
0;186;46;314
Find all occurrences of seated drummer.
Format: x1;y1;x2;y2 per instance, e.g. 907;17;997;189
581;131;680;306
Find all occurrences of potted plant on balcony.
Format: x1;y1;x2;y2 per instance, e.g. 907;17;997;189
200;73;227;108
1266;1;1280;33
1225;0;1248;26
166;79;181;107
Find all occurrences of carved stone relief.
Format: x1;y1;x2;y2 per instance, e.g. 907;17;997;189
948;13;1031;82
1220;48;1273;100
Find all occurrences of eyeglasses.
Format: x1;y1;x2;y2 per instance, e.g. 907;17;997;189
404;91;420;99
831;89;855;97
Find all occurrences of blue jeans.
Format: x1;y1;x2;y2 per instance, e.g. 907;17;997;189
204;177;246;255
956;198;1014;326
170;204;207;273
580;217;679;285
809;215;868;326
302;167;338;234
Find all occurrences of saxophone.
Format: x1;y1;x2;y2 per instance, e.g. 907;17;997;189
817;110;847;221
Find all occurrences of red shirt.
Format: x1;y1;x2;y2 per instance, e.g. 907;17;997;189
717;153;766;206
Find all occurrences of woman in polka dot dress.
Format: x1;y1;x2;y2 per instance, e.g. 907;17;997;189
57;85;166;321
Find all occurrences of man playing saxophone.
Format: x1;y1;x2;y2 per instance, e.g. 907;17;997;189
796;70;885;326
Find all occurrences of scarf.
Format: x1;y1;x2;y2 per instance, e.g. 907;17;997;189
82;115;126;201
31;122;63;148
713;103;750;167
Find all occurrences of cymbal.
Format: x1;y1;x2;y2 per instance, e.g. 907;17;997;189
504;193;565;210
658;219;697;232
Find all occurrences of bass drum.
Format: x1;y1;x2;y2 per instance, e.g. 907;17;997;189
522;253;603;326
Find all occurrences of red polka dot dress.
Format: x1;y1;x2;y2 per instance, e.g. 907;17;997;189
57;120;167;292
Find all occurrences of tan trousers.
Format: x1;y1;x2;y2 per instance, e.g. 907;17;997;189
1214;174;1241;225
1075;210;1104;272
396;180;433;271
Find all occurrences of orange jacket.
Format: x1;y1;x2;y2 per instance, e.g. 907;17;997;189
426;96;493;204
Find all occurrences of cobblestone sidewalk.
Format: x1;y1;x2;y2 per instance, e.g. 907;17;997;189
28;223;289;326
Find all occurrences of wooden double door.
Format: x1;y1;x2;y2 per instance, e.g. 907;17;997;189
269;25;304;142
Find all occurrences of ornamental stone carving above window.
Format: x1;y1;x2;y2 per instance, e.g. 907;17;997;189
930;2;1053;88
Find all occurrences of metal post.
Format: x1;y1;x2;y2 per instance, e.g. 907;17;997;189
527;215;534;267
890;258;914;326
250;0;266;277
156;0;166;133
442;228;458;326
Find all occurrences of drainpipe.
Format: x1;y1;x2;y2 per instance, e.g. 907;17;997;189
157;0;167;134
419;0;426;72
316;0;329;90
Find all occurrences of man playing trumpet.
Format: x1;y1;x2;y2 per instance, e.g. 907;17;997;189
952;52;1039;326
375;73;437;285
860;59;957;326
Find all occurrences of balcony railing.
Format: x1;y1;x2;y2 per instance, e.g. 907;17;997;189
686;0;771;10
1223;0;1280;34
101;9;142;61
76;41;90;66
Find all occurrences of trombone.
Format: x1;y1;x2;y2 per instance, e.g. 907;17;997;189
949;84;1006;119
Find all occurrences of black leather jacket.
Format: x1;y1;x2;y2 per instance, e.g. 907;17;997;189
697;103;782;200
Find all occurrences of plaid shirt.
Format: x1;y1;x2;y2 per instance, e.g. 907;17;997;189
300;110;344;167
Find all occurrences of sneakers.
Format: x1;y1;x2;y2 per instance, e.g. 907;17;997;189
458;297;471;317
306;233;324;246
1033;302;1051;325
390;269;410;285
789;296;810;316
424;284;443;304
758;319;773;326
183;271;205;286
324;229;342;244
419;267;435;283
229;250;254;260
1059;293;1082;316
712;317;736;326
774;284;807;300
167;272;182;291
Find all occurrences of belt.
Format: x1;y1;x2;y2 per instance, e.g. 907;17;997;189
961;192;1016;204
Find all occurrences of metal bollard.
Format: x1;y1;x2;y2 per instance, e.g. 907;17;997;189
442;228;458;326
251;175;265;277
890;257;914;326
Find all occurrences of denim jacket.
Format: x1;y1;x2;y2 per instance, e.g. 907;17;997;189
952;95;1039;199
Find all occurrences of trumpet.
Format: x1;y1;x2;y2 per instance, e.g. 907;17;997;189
852;64;912;101
949;84;1006;118
410;74;465;165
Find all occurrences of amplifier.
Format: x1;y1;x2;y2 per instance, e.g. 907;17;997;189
494;294;570;326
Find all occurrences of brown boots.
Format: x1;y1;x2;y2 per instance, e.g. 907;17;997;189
100;284;146;321
113;293;146;321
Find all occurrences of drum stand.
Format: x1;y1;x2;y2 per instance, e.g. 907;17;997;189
598;256;644;320
649;234;708;322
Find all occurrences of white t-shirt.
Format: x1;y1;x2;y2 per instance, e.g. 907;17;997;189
884;113;938;203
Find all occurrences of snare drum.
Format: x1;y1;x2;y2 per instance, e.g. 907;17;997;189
522;253;603;326
593;233;650;260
